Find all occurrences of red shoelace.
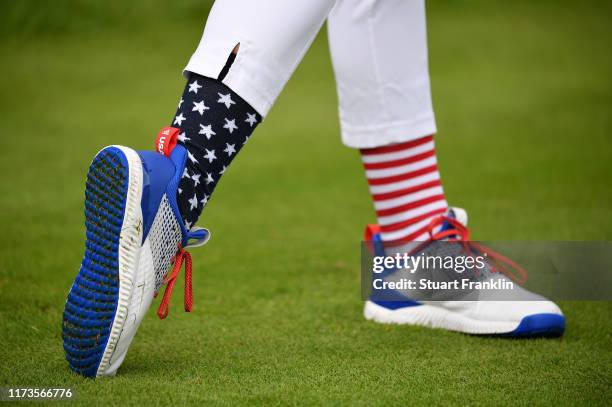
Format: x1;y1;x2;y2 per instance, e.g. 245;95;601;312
414;216;528;284
157;244;193;319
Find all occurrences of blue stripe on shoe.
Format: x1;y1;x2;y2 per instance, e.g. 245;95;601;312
372;300;422;310
369;231;422;306
62;147;129;378
138;150;175;241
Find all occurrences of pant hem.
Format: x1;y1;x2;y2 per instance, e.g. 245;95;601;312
341;114;437;149
187;66;277;118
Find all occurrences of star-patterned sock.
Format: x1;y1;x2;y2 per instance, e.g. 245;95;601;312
172;72;261;228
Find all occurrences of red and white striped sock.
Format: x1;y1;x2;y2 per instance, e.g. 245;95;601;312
361;135;448;242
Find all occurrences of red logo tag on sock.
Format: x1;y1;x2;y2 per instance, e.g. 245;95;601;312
156;126;179;157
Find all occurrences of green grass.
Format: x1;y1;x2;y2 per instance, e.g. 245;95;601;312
1;0;611;405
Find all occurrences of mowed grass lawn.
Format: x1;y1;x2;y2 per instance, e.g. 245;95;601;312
0;1;610;405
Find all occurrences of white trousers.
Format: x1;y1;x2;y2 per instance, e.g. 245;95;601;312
185;0;436;149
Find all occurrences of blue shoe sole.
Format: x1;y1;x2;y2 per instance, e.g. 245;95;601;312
502;313;566;338
62;147;130;378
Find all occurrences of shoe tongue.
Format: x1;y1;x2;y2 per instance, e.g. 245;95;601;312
184;227;211;248
434;207;469;240
447;207;468;227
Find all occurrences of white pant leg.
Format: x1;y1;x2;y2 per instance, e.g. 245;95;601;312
185;0;336;116
327;0;436;149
